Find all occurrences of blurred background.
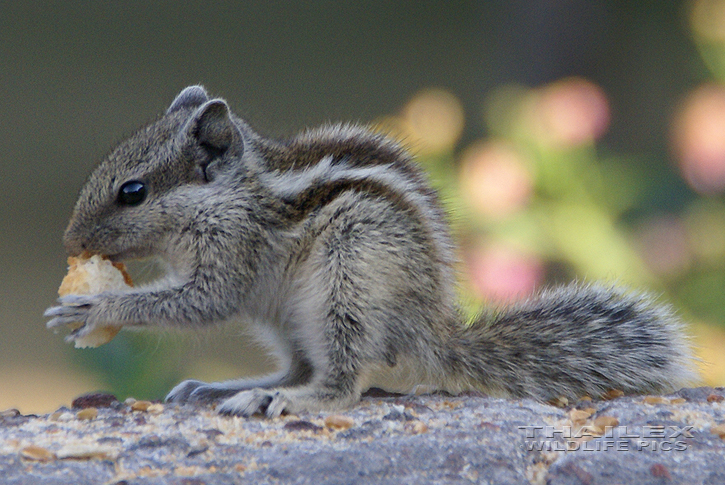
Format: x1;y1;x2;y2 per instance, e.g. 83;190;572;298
2;0;725;413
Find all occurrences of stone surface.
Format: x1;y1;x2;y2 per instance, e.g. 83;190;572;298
1;387;724;484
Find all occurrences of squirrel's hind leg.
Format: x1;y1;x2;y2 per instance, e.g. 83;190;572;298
215;297;366;416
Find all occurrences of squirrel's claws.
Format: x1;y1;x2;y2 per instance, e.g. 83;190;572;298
46;315;80;329
56;294;96;306
44;304;88;319
44;306;65;318
64;324;91;342
45;302;92;328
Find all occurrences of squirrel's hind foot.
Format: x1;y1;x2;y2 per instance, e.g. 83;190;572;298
217;386;360;417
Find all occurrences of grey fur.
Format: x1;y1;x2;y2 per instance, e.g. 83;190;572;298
45;86;697;417
166;85;210;114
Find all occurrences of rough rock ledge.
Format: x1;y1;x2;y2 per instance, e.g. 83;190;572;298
1;387;725;484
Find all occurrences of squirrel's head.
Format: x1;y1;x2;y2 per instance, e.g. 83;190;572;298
63;85;247;260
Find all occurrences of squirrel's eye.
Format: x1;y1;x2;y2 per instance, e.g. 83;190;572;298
118;181;147;206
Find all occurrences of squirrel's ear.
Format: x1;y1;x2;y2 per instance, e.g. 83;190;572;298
167;85;209;114
188;99;236;156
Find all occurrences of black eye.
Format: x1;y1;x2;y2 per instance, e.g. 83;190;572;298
118;181;147;206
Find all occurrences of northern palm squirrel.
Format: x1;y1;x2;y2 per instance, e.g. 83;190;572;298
45;86;697;417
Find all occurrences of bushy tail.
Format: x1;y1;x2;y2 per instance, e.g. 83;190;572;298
445;284;698;400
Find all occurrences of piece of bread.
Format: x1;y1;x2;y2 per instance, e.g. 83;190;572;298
58;254;133;348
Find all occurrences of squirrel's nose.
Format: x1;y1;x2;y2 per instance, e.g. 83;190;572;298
62;224;88;257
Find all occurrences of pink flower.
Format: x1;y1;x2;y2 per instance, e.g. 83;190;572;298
529;77;610;147
672;83;725;195
459;140;533;219
466;244;544;303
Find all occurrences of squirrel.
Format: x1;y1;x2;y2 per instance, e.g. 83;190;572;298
45;86;697;417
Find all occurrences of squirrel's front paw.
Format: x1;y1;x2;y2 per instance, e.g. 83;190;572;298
218;389;292;418
166;380;241;404
44;294;113;343
45;295;99;327
166;379;208;403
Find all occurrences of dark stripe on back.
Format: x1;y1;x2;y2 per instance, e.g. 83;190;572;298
254;126;427;184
